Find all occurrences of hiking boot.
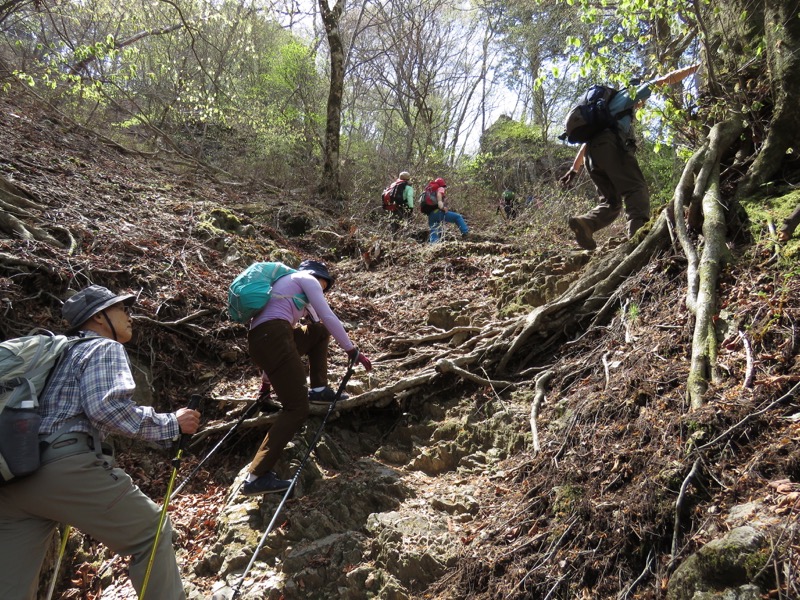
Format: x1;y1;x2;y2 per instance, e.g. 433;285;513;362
308;387;349;405
568;217;596;250
241;472;291;496
461;231;469;240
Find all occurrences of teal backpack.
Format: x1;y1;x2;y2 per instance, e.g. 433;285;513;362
227;262;307;323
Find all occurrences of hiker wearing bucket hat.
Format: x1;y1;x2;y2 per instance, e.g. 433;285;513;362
62;284;136;339
0;284;201;600
241;260;372;497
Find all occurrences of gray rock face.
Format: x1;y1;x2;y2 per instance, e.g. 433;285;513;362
667;526;768;600
199;388;530;599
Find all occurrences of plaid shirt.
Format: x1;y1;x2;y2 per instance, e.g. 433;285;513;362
39;332;179;445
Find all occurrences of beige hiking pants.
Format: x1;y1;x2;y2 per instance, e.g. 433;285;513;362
0;445;185;600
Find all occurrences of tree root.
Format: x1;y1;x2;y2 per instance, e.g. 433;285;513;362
190;411;278;445
678;118;744;409
494;213;671;375
530;370;554;452
0;175;67;247
670;458;701;567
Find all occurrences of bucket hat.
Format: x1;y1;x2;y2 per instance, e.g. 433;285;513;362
399;171;411;181
298;260;335;291
63;285;135;332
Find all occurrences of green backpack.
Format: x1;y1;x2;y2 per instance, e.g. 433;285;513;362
227;262;307;323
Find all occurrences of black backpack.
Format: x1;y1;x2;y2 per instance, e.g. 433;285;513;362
381;179;408;212
559;85;623;144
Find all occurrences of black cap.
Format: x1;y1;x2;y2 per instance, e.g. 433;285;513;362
298;260;334;291
62;285;135;332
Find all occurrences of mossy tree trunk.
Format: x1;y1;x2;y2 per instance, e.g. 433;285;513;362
319;0;346;203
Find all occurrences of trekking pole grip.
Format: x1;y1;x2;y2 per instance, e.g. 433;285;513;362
173;394;201;467
183;395;201;443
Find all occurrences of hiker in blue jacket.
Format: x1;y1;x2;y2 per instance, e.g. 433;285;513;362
561;64;700;250
0;285;201;600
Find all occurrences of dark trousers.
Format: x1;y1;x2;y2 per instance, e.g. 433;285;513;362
581;129;650;237
246;320;330;476
390;206;411;234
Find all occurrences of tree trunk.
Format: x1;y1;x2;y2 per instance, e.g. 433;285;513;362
737;0;800;198
687;168;726;409
319;0;346;202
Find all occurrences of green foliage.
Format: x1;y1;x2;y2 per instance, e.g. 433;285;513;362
2;0;327;182
467;115;572;194
635;139;684;209
480;116;543;151
626;302;640;322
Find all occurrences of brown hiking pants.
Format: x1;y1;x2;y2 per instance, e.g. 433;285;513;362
580;129;650;237
246;319;330;476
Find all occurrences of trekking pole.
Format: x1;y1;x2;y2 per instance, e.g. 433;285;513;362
139;394;202;600
169;399;261;501
230;355;358;600
45;524;71;600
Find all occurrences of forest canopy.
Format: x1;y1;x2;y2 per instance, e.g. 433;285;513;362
0;0;796;203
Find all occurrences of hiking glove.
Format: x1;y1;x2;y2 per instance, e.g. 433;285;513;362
347;347;372;371
559;169;578;188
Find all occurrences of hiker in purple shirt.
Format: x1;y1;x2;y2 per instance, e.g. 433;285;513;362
242;260;372;496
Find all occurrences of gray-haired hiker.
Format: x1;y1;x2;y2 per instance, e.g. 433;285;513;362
383;171;415;235
0;285;201;600
242;260;372;496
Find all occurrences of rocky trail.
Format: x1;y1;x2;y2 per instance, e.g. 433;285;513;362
2;92;800;600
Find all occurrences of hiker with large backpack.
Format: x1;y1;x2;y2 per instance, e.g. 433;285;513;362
0;285;201;600
239;260;372;496
422;177;469;243
382;171;415;234
559;64;700;250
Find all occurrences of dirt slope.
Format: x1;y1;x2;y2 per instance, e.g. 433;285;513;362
2;91;800;600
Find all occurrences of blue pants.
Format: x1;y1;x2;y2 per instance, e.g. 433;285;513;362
428;210;468;243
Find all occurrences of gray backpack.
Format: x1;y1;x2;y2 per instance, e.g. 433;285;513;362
0;332;91;483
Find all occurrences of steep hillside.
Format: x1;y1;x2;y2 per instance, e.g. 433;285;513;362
2;91;800;600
